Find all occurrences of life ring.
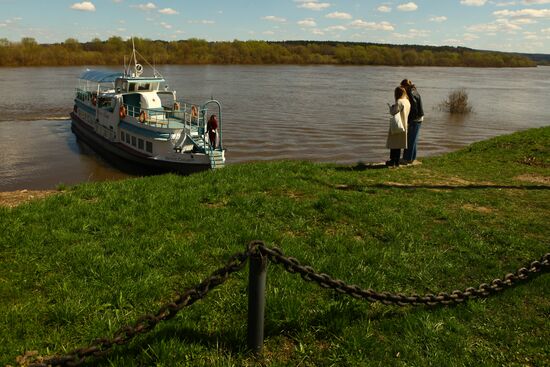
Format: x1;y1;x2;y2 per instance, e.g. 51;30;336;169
91;96;97;106
119;105;127;119
191;105;198;118
139;110;147;123
173;102;180;111
73;105;78;113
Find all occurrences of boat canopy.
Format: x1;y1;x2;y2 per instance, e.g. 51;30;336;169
79;70;124;83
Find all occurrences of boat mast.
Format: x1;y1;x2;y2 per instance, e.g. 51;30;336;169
131;38;143;77
132;38;138;72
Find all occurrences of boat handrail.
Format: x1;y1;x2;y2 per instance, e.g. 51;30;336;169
119;100;223;158
202;100;223;150
121;102;207;132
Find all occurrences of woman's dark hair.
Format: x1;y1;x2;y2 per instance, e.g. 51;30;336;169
400;79;415;91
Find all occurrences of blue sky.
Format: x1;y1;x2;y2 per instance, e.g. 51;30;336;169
0;0;549;53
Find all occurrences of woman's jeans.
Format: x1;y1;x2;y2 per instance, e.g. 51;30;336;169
404;121;421;161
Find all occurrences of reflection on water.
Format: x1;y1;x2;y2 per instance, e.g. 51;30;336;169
0;119;129;191
0;65;549;191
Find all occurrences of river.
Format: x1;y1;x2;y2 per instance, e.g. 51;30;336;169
0;65;549;191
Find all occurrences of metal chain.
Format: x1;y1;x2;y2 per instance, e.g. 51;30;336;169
19;241;549;366
25;245;253;367
256;244;550;307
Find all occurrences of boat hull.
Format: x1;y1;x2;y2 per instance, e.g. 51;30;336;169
70;112;211;175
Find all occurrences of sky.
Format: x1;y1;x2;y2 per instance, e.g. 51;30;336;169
0;0;549;53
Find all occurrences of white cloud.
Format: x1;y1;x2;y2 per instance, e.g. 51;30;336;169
463;33;480;40
542;27;550;32
262;15;287;22
444;38;463;45
467;18;523;32
70;1;96;12
134;2;156;11
522;0;550;4
397;2;418;11
326;12;352;19
430;16;447;22
325;25;347;31
160;22;172;29
188;19;214;24
297;1;331;11
350;19;394;31
298;18;317;27
312;29;325;35
158;8;178;15
1;17;23;27
393;28;430;38
460;0;487;5
494;1;516;5
263;30;275;35
494;8;550;17
512;18;537;24
377;5;391;12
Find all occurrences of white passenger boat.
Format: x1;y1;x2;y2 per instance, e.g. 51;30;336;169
70;47;225;174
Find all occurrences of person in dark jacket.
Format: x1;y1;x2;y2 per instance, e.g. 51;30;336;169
207;114;219;149
401;79;424;164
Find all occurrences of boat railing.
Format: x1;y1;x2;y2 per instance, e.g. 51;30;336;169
75;88;93;102
202;100;223;151
122;102;205;131
121;100;223;155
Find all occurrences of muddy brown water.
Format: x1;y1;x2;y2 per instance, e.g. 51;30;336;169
1;65;549;191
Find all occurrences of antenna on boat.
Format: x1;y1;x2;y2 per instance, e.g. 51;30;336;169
131;38;143;77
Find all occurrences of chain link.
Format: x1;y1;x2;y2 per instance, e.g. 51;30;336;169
257;244;550;307
19;241;549;366
25;245;252;367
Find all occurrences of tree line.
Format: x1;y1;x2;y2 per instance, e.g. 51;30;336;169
0;37;537;68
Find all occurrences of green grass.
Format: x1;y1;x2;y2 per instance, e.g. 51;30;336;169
1;127;549;366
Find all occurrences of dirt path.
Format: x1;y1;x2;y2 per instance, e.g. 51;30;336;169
0;190;58;208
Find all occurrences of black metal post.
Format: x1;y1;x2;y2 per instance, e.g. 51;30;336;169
247;251;267;353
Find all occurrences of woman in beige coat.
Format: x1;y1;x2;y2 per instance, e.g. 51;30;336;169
386;86;410;167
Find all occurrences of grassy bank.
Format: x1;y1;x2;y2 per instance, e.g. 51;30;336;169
1;127;549;366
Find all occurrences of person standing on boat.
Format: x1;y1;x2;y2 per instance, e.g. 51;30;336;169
207;114;219;149
386;87;410;167
401;79;424;164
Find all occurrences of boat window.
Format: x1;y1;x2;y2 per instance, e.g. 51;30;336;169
151;82;159;91
131;136;137;147
125;133;130;144
138;139;144;150
129;83;137;92
122;82;128;92
120;131;125;141
146;141;153;153
138;83;150;91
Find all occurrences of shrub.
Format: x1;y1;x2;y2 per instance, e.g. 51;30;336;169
439;88;472;114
